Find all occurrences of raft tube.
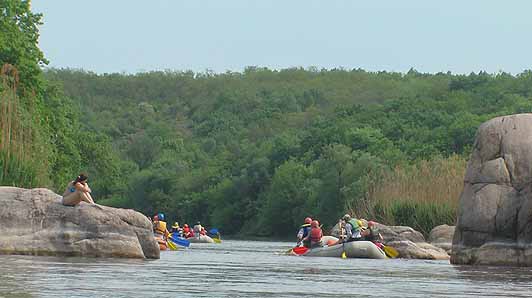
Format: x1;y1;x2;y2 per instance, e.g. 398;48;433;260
187;235;215;243
303;236;386;259
155;235;167;251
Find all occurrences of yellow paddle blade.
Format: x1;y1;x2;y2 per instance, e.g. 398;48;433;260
384;245;399;258
341;251;347;259
167;239;178;251
213;238;221;244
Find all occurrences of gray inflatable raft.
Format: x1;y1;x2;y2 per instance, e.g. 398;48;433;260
303;237;387;259
187;235;215;243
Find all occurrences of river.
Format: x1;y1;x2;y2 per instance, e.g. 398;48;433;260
1;240;531;297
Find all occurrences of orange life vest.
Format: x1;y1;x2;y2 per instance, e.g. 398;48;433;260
310;227;322;243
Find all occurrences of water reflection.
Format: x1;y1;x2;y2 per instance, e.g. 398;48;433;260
453;264;532;283
1;241;531;298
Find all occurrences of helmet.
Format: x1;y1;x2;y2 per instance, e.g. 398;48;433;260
357;220;363;227
158;213;165;221
304;217;312;224
172;222;179;229
367;221;376;227
311;220;319;228
196;221;201;225
342;214;351;221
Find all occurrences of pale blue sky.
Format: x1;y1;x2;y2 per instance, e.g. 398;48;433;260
32;0;532;74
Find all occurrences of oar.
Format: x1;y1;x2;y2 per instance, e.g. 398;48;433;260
213;233;222;244
340;220;347;259
170;233;191;248
292;246;308;255
167;238;179;251
383;245;399;258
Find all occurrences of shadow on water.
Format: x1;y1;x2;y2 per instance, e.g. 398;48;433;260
453;264;532;283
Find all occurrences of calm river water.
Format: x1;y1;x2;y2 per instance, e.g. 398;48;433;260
1;240;532;297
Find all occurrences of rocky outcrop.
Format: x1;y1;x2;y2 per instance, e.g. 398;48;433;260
330;222;449;259
428;225;455;253
379;225;449;260
451;114;532;266
0;187;159;259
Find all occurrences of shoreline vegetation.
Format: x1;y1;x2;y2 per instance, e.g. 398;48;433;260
3;0;532;238
363;155;465;235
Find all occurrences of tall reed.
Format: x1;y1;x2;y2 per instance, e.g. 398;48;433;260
352;155;466;235
0;64;38;187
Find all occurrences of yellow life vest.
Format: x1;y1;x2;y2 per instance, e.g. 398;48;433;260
154;221;168;235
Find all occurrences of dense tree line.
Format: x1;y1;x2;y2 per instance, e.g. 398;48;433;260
44;68;532;236
0;0;120;193
4;0;532;236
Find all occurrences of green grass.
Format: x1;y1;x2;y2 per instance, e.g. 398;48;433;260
374;200;456;236
352;155;464;236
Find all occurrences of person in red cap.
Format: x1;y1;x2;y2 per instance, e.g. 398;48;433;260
296;217;312;248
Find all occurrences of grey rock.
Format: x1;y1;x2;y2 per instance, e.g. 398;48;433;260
452;113;532;266
0;187;159;259
428;225;455;253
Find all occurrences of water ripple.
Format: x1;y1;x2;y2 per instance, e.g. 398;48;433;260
1;240;532;297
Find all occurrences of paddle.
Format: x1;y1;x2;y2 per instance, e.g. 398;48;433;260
170;233;191;248
167;238;179;250
383;245;399;258
207;228;222;243
339;220;347;259
292;246;308;255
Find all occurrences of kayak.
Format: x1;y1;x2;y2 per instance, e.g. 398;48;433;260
187;235;215;243
303;241;386;259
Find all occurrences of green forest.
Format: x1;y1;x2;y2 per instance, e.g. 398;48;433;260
3;0;532;237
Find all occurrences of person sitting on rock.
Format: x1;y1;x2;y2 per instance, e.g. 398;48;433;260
306;220;323;248
296;217;312;248
362;221;384;249
62;173;96;206
342;214;363;242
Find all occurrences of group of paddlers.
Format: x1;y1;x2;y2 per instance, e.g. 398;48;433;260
151;213;207;242
296;214;384;249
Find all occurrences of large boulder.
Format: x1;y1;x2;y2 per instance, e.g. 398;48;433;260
379;225;449;260
0;187;159;259
451;114;532;266
329;222;449;259
428;225;455;253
